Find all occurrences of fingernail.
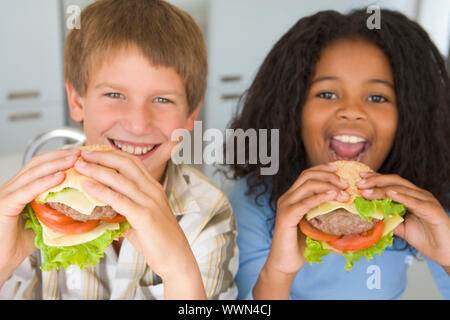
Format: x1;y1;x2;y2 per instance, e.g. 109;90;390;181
54;171;63;177
340;178;348;185
357;179;367;185
82;150;92;156
75;160;86;167
84;181;95;188
389;190;398;195
340;190;349;197
327;190;336;194
363;189;373;194
65;155;77;161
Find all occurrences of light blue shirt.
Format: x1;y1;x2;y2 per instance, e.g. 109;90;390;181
228;177;450;300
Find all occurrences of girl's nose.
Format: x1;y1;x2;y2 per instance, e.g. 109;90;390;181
335;103;367;121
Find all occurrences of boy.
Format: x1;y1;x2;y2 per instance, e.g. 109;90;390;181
0;0;238;299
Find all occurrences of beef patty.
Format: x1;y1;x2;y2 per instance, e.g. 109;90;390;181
309;208;378;236
47;202;118;222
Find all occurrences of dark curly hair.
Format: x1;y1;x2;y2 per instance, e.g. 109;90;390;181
225;8;450;220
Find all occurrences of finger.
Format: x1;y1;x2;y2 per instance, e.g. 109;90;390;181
81;180;152;229
280;190;340;227
288;165;347;194
80;149;160;191
386;189;445;224
74;159;151;207
356;173;420;192
1;171;66;216
360;185;430;202
9;153;80;192
21;148;80;173
283;179;350;206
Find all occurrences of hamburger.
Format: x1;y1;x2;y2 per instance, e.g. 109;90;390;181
22;145;131;271
299;160;406;271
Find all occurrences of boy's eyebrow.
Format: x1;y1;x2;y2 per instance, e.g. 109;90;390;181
95;82;185;96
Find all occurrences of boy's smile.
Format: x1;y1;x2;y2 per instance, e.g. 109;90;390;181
66;45;200;181
301;39;398;171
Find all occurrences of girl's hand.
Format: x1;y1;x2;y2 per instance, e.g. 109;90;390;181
74;148;206;299
254;163;350;299
0;148;80;283
357;172;450;269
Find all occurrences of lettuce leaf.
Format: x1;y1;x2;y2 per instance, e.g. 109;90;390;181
354;197;406;222
304;232;395;271
22;204;131;271
304;236;331;264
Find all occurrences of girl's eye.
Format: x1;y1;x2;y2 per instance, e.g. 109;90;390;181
105;92;125;99
317;92;338;100
154;97;172;103
368;95;388;103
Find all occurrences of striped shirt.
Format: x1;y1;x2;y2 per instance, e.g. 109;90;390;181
0;160;239;299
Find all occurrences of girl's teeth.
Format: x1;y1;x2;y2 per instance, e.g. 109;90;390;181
333;135;366;143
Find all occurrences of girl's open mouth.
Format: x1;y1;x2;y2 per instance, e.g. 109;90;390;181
108;138;161;159
328;135;369;162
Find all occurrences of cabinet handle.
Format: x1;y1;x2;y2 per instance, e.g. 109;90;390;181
8;111;41;122
220;75;242;83
7;90;40;100
220;93;242;101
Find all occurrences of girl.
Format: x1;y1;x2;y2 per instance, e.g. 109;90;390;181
226;9;450;299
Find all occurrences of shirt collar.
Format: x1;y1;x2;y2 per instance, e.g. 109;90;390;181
162;160;201;216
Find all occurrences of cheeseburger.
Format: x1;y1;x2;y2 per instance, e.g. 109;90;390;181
22;145;130;271
299;160;406;271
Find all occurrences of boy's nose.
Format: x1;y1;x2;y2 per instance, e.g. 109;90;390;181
121;105;155;135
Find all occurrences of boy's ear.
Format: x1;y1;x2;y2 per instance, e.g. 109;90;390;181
185;99;203;131
65;82;85;122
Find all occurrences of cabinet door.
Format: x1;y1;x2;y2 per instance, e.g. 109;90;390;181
0;102;65;156
0;0;64;105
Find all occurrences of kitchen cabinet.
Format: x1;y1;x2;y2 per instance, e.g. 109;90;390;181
0;0;65;156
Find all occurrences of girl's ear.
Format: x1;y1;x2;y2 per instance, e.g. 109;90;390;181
65;82;85;122
185;99;203;131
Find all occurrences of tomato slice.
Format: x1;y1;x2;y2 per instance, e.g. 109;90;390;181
30;201;77;224
328;220;384;252
299;218;341;242
31;201;100;235
101;214;127;223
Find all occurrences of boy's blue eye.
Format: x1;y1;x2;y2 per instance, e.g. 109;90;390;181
105;92;125;99
154;97;171;103
317;92;338;100
368;95;388;103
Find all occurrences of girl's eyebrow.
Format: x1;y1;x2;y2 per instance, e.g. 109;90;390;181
311;76;339;84
311;76;394;90
367;79;394;89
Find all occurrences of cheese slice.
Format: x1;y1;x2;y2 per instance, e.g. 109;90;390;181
35;168;107;215
41;188;97;216
39;219;120;247
319;214;404;252
306;201;384;220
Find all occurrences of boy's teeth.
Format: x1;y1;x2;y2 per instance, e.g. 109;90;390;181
333;135;366;143
112;140;155;155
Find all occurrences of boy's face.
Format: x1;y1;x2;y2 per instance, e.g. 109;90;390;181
66;45;200;182
301;39;398;171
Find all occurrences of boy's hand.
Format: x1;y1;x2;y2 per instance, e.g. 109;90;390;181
357;172;450;269
254;163;349;299
74;148;206;298
0;148;80;275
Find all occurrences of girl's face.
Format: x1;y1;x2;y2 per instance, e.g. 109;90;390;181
301;39;398;171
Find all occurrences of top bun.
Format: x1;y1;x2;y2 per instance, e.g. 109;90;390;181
329;160;373;198
79;144;114;152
